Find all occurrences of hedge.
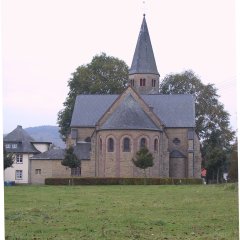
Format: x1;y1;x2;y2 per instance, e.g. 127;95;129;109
45;177;202;185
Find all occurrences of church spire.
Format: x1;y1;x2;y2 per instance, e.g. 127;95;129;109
129;14;159;76
129;15;160;94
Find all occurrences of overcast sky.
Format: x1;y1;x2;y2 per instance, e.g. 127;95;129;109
2;0;237;134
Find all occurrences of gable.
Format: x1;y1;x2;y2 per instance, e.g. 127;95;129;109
100;93;159;130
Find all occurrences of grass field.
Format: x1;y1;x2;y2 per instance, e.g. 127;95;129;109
4;184;238;240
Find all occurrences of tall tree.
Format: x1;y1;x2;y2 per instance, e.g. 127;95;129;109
3;147;14;170
228;138;238;182
160;70;235;182
132;147;154;184
58;53;129;140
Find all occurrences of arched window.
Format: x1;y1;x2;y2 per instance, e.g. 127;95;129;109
108;138;114;152
152;79;156;87
140;138;146;148
130;79;135;87
140;78;146;86
99;138;102;152
154;139;158;152
123;137;130;152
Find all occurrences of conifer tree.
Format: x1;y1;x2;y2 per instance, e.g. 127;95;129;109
132;147;154;184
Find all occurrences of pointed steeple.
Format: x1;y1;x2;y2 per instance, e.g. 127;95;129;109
129;14;159;76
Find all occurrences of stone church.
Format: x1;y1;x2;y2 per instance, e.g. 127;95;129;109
68;15;202;179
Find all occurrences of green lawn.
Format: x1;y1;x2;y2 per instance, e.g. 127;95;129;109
4;184;238;240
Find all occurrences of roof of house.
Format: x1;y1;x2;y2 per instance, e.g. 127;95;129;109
30;148;65;160
4;125;40;153
129;15;159;76
74;142;91;160
101;94;159;130
31;143;91;161
70;93;195;128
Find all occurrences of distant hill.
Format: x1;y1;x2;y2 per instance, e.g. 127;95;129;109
25;126;65;149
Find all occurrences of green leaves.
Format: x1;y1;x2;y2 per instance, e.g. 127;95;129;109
58;53;129;140
61;147;80;169
160;70;235;182
132;147;154;170
3;147;14;170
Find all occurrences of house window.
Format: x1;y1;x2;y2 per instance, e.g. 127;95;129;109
140;138;146;148
5;144;11;149
35;169;41;175
15;170;23;180
12;144;18;149
123;137;130;152
140;78;146;86
108;138;114;152
154;139;158;152
71;167;81;176
16;154;23;164
130;79;135;87
152;79;156;87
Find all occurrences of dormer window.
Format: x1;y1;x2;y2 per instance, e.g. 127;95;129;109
12;144;17;149
5;143;18;149
140;78;146;86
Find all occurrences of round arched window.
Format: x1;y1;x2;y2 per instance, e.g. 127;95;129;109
140;138;146;148
123;137;130;152
108;138;114;152
154;139;158;152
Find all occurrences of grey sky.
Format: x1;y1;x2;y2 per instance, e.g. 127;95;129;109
2;0;237;133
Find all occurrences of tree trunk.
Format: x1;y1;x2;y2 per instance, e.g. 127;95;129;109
144;169;147;185
217;168;219;184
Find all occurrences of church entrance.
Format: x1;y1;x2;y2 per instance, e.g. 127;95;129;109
169;157;186;178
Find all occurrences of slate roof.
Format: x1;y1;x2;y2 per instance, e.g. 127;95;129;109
71;95;118;127
101;94;159;130
74;142;91;160
70;94;195;128
31;143;91;161
4;125;40;153
142;94;195;128
129;15;159;76
30;148;65;160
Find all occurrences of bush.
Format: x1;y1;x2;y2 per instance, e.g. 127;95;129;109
45;177;202;185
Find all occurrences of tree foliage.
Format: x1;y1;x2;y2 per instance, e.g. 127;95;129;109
160;70;235;182
61;147;80;169
3;147;14;170
58;53;129;140
160;70;234;142
228;139;238;182
132;147;154;182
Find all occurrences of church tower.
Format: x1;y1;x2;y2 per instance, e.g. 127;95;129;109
129;14;160;94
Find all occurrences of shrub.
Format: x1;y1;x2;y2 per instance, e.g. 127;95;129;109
45;177;202;185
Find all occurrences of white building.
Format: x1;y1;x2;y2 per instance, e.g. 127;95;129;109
4;125;51;184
